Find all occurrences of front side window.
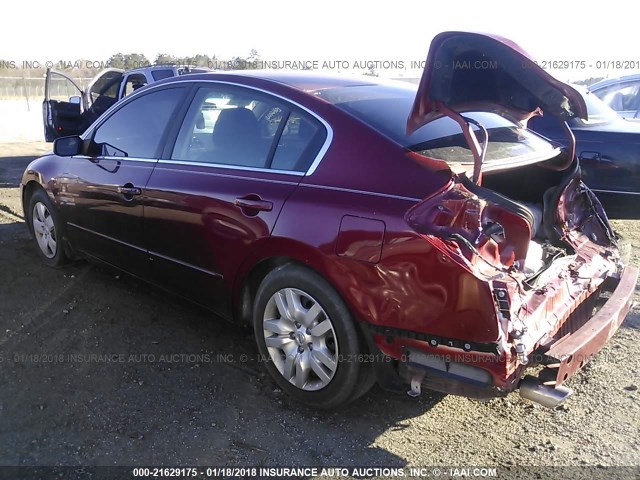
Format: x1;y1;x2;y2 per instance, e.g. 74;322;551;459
92;87;185;158
48;71;82;102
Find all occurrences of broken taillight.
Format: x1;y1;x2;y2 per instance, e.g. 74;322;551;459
405;178;531;276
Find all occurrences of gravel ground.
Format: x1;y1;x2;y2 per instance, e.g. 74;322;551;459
0;142;638;477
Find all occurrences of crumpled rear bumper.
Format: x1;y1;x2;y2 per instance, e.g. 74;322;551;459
541;265;638;386
363;262;637;407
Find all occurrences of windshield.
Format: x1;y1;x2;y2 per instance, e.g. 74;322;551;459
315;83;558;166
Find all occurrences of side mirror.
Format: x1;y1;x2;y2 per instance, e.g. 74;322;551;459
53;136;82;157
69;96;81;105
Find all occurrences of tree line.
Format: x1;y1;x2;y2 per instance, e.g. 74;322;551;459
0;50;264;78
107;52;261;70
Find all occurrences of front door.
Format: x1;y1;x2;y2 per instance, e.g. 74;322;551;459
43;68;86;141
58;86;187;278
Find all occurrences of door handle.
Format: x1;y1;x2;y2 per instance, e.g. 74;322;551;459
579;151;601;162
234;196;273;212
117;186;142;196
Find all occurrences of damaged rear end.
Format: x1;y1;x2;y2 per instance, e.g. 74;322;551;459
395;31;638;407
404;156;636;407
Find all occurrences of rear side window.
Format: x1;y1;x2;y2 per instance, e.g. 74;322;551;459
270;109;326;171
171;85;326;172
122;73;148;96
172;86;283;168
92;87;185;158
152;69;174;81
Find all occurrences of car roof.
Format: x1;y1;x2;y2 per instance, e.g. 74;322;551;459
127;65;213;74
231;70;383;91
150;70;399;95
590;73;640;91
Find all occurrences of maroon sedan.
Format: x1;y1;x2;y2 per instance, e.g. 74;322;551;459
22;32;637;409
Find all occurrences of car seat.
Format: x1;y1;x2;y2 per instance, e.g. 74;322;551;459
211;108;265;166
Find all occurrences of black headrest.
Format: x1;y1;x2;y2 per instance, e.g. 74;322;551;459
212;108;260;148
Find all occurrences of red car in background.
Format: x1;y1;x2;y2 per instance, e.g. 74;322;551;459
22;32;637;409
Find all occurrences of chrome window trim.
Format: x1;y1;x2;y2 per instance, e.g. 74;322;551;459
153;163;301;186
72;155;158;163
157;159;304;176
120;78;334;176
592;189;640;196
70;155;306;177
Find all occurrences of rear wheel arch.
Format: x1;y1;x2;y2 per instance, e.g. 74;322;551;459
233;249;376;340
236;256;295;326
236;254;372;343
236;256;342;322
232;238;338;324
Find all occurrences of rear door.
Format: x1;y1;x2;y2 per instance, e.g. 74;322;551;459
43;68;87;141
528;115;640;195
58;86;188;278
143;83;327;317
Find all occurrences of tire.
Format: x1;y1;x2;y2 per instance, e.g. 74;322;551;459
253;265;370;409
26;188;67;267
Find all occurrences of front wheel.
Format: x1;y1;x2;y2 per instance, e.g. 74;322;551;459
253;265;369;409
26;188;67;267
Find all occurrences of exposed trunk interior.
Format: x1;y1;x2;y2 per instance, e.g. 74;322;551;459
406;153;618;286
474;156;617;282
478;160;578;281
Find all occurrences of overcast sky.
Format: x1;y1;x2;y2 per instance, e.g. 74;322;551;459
2;0;637;80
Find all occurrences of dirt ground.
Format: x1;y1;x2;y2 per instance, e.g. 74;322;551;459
0;142;639;474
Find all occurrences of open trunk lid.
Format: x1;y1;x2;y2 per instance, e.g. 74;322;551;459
407;32;588;184
407;31;588;132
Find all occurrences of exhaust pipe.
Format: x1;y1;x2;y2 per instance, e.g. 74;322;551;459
519;375;573;408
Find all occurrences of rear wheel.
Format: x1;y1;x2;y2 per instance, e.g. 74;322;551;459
26;188;67;267
253;265;371;408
